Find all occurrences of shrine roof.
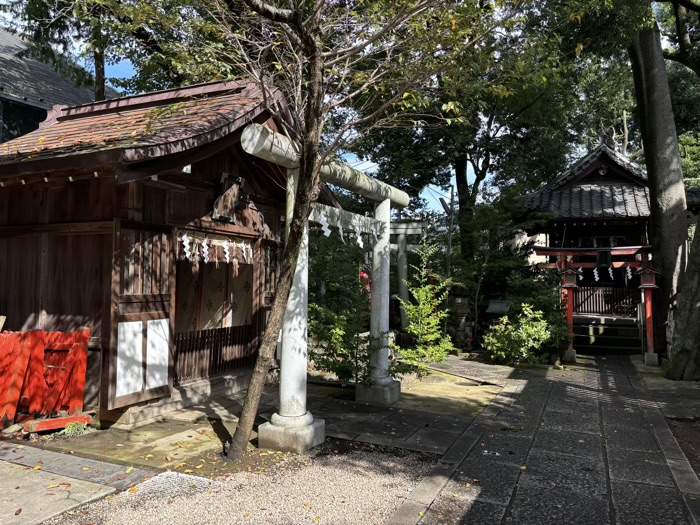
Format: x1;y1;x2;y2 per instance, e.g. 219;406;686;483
0;80;281;176
522;144;700;219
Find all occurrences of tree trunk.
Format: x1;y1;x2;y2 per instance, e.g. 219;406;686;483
668;219;700;379
226;34;324;461
92;22;106;101
454;156;475;256
629;26;688;356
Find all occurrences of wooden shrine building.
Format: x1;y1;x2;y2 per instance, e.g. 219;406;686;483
0;81;338;426
524;144;700;362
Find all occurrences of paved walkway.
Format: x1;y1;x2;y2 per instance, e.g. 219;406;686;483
387;355;700;525
0;442;153;525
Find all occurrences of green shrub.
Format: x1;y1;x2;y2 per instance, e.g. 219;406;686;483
483;304;552;365
308;302;371;385
394;243;455;377
58;422;89;437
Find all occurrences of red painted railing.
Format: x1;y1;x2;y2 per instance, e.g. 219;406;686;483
0;329;89;423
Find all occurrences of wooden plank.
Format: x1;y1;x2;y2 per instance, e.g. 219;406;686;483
24;414;92;433
1;333;32;421
24;332;47;415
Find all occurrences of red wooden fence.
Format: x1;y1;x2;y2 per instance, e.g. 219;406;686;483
0;329;89;424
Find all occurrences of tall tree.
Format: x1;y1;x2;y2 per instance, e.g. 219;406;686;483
629;21;689;357
198;0;496;461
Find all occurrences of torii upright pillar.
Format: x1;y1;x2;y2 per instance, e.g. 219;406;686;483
356;198;401;405
257;169;325;453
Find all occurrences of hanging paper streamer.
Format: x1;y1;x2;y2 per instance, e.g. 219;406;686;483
579;270;584;281
626;267;633;280
356;231;364;249
202;238;210;264
608;266;614;280
182;233;192;261
593;268;600;282
247;244;253;262
319;214;332;237
232;256;239;277
223;241;231;264
370;224;378;243
338;225;345;244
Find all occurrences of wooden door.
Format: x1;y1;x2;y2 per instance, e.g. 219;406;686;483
106;220;176;410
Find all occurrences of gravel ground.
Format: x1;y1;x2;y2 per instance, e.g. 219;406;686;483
45;443;435;525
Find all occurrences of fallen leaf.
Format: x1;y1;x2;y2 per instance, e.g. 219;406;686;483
465;483;471;488
243;514;251;519
33;466;42;470
304;503;312;508
184;469;194;473
125;467;134;474
83;467;90;471
195;465;203;469
15;508;22;516
128;487;138;494
520;466;527;471
47;484;59;489
115;444;124;447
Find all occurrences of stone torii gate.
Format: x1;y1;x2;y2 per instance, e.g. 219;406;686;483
240;123;410;453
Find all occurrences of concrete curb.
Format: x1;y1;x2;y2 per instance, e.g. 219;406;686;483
627;364;700;522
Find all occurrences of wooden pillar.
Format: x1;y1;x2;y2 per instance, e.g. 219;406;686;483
564;287;576;363
644;288;654;354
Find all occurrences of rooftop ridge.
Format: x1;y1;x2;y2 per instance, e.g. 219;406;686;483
40;80;260;130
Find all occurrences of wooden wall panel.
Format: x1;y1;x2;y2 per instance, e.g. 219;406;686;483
169;189;211;225
143;185;167;224
48;178;116;223
7;187;45;225
0;235;41;330
43;234;111;342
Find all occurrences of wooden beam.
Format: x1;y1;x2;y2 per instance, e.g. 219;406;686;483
0;221;113;237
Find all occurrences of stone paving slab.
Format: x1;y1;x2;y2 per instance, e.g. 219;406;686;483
605;424;660;452
473;432;532;466
523;449;607;498
0;442;153;491
531;428;604;462
505;477;611;525
0;461;116;525
387;354;700;525
419;496;507;525
444;456;521;506
607;448;676;487
541;408;601;434
611;481;692;525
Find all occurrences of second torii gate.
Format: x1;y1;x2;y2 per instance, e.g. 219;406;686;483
240;123;410;453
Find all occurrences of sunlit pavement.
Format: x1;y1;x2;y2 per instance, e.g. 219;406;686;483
388;355;700;525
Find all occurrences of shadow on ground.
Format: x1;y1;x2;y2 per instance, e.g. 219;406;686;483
39;369;500;476
413;354;700;525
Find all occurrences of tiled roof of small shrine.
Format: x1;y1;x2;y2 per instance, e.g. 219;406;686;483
0;80;278;172
524;144;656;219
525;183;651;219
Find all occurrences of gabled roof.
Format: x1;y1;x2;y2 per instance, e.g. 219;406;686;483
0;80;279;176
547;143;647;189
0;27;117;110
524;144;651;219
